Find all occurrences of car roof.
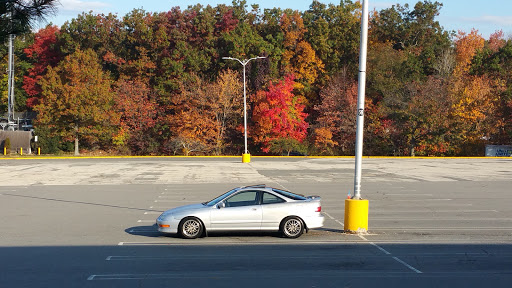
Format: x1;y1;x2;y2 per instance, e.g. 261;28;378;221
236;185;307;198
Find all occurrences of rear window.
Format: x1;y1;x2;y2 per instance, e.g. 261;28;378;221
272;188;307;200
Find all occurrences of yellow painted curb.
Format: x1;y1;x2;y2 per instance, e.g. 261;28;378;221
242;153;251;163
344;198;369;233
1;155;511;160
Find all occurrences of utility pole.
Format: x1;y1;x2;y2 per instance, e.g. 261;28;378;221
7;33;16;129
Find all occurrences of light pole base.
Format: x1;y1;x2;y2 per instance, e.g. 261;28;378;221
242;153;251;163
344;198;369;233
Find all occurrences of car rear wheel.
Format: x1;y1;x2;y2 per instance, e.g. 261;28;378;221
280;216;304;238
179;217;204;239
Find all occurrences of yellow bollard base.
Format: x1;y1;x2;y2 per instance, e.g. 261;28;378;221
242;153;251;163
344;198;369;233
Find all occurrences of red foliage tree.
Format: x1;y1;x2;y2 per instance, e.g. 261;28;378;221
252;74;308;153
23;25;62;108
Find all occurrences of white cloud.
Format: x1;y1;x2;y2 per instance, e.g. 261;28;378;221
466;15;512;27
59;0;110;12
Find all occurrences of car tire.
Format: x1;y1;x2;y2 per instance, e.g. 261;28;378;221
179;217;204;239
280;216;304;238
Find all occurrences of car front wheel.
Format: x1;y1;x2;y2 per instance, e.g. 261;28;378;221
179;217;204;239
280;216;304;238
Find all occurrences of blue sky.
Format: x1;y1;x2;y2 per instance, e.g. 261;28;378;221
47;0;512;39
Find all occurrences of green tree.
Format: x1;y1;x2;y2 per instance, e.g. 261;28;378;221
303;0;361;77
0;0;57;41
370;1;451;78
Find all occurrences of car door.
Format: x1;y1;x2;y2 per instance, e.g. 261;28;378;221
210;190;262;231
260;191;288;230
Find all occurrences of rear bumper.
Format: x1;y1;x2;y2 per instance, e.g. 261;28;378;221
303;214;324;229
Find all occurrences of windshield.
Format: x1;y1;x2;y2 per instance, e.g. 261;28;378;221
204;188;239;206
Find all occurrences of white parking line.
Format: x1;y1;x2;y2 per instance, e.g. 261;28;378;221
137;220;155;223
117;239;367;246
371;217;509;221
154;200;197;203
370;227;512;231
393;256;423;273
358;235;391;255
385;194;432;196
144;211;161;215
323;212;344;228
370;210;498;213
358;235;422;274
395;199;453;201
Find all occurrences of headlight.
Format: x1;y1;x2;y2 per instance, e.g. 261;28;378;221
157;212;172;222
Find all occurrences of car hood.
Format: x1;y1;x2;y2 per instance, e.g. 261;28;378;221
164;203;206;215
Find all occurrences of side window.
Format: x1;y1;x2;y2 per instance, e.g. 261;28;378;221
225;191;258;207
262;192;286;205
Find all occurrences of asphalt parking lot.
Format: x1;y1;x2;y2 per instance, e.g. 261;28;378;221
0;157;511;287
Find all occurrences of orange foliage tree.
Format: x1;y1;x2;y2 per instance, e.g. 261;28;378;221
166;70;243;155
449;30;495;154
280;11;324;103
35;49;120;155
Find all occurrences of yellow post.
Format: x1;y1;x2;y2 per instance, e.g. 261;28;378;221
20;147;22;156
242;153;251;163
344;199;369;233
38;147;40;155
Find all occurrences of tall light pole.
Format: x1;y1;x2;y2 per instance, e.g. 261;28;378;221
344;0;369;233
222;56;266;163
7;33;16;129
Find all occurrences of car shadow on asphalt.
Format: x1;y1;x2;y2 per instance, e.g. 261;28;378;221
125;225;344;239
125;225;162;238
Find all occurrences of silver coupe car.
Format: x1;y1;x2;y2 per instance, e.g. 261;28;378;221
156;184;324;239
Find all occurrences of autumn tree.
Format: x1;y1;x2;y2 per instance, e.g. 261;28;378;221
252;74;308;153
448;30;495;155
399;77;452;156
471;31;512;144
314;71;358;155
280;10;324;103
35;49;119;155
166;74;218;155
23;25;62;108
208;69;243;154
113;78;160;155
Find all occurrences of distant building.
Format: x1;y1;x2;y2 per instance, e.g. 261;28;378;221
0;111;36;131
0;131;33;154
485;145;512;157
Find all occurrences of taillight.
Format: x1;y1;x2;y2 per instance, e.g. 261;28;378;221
315;206;321;212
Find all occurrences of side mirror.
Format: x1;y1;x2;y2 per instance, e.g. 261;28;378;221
217;202;226;209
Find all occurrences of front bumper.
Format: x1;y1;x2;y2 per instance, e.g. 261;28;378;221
156;218;180;234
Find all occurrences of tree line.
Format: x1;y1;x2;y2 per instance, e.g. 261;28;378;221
1;0;511;156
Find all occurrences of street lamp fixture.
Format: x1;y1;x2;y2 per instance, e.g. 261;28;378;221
222;56;266;163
